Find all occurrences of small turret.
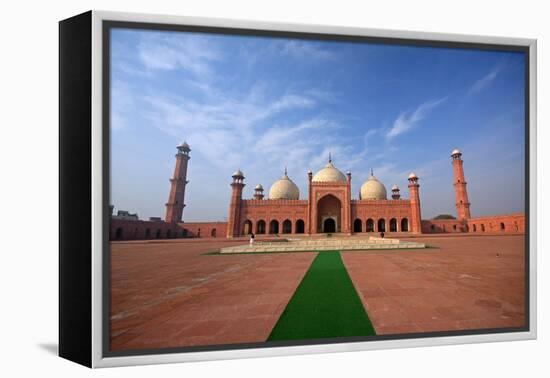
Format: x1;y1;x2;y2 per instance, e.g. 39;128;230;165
254;184;264;200
391;184;400;200
231;169;245;184
408;171;418;184
177;141;191;155
451;148;461;159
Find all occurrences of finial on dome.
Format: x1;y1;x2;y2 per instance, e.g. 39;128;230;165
328;152;332;163
284;166;288;176
370;168;374;176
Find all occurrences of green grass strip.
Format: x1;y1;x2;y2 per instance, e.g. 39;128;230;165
268;251;376;341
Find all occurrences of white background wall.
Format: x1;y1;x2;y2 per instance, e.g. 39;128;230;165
0;0;547;376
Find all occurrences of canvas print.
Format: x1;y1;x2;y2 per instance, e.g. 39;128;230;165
108;26;526;353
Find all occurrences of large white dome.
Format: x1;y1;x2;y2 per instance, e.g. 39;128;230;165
360;173;387;200
268;171;300;200
312;160;347;183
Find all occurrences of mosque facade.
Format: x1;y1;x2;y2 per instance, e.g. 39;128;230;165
221;157;421;238
110;143;525;240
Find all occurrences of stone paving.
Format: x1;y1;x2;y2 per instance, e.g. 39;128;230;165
343;235;526;334
109;234;526;351
220;236;425;253
109;239;315;351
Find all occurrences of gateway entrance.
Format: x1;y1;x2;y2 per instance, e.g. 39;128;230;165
323;218;336;233
317;194;342;233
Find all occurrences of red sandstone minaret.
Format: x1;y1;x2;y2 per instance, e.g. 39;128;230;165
408;172;422;234
226;169;245;238
165;141;190;223
451;148;471;220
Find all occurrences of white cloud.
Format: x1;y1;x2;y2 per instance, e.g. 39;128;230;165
386;97;446;139
116;31;468;219
271;94;315;111
115;61;152;78
252;118;342;176
468;66;500;94
141;90;320;171
128;32;333;179
137;33;222;79
110;80;135;131
277;40;336;61
254;119;333;152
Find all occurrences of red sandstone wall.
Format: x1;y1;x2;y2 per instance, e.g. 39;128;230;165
421;219;466;233
239;199;308;235
181;222;228;238
110;219;228;240
351;200;413;233
422;213;525;234
467;213;525;233
235;198;416;235
110;219;183;241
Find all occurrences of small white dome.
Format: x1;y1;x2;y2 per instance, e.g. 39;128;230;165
451;148;461;156
360;174;387;200
408;172;418;179
391;184;399;191
268;172;300;200
312;161;347;183
232;169;244;177
255;184;264;191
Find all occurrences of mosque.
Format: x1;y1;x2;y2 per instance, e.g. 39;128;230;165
221;158;421;237
110;142;525;240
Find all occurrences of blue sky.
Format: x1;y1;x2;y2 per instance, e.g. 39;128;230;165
110;28;525;222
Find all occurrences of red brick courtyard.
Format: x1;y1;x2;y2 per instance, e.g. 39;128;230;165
109;234;525;352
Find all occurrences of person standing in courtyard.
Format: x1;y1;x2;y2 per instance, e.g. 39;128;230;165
250;232;255;245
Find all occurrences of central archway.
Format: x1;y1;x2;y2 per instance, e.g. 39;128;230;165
317;194;342;233
323;218;336;233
